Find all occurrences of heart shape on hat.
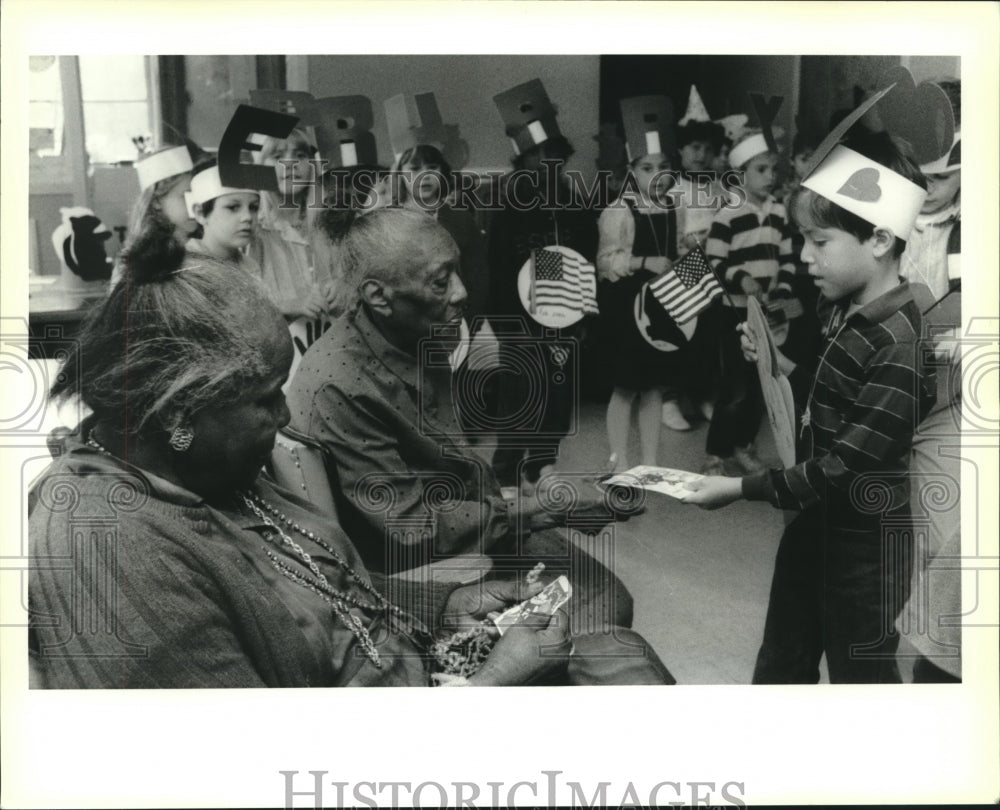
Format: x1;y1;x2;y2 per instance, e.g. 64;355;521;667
837;167;882;202
871;66;955;166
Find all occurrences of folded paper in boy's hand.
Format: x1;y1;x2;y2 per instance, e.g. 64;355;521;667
600;465;704;501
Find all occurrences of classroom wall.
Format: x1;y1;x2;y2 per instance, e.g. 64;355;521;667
304;55;601;178
30;53;959;277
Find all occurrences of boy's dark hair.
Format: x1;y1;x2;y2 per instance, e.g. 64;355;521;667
676;120;725;153
789;129;927;258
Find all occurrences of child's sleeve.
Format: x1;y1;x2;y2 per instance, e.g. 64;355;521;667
706;213;738;289
741;340;933;510
596;204;634;281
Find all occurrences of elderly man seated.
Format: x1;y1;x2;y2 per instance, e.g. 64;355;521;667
287;207;637;636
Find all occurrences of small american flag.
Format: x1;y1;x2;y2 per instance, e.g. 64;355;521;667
532;248;599;315
648;245;722;324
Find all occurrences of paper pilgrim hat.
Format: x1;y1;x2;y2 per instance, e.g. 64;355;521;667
384;91;468;169
493;78;563;156
620;95;676;162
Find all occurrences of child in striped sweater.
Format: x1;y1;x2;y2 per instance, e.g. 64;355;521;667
701;130;797;475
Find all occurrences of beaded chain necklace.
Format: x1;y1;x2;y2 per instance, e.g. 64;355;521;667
239;492;418;669
85;428;495;676
238;494;503;676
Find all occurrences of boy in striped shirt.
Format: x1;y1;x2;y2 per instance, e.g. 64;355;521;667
701;130;798;475
684;130;937;684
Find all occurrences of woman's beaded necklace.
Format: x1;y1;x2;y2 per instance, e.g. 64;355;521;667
239;491;424;670
85;428;489;676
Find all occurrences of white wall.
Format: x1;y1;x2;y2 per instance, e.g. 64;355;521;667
304;55;601;178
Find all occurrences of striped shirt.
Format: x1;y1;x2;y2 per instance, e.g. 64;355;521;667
742;282;936;522
706;195;796;304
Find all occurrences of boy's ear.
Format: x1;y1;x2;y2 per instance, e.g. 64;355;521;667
360;278;392;315
192;203;207;226
870;226;896;258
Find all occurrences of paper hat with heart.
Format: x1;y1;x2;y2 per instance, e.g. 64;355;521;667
134;145;194;191
801;145;926;239
493;79;562;155
798;66;958;240
620;95;676;162
869;67;956;167
384;92;468;169
185;166;259;218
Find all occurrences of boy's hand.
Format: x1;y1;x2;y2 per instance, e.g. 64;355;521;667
737;322;759;363
681;476;743;510
644;256;673;275
740;276;764;300
681;230;710;252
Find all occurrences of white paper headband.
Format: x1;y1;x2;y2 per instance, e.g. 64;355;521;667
186;167;259;217
729;133;770;169
135;146;194;191
801;145;926;240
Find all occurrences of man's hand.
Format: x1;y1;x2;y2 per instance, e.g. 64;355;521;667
681;475;744;510
469;606;573;686
441;578;544;632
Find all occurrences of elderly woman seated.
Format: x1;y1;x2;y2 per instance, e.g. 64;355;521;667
28;224;673;688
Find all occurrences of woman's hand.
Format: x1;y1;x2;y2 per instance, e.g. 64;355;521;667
441;578;544;632
681;476;744;510
468;607;573;686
